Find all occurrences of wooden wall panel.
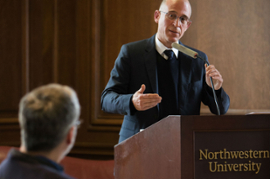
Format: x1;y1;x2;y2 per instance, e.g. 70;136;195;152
0;0;24;116
101;0;159;87
182;0;270;111
98;0;160;123
0;0;270;160
29;0;55;88
0;0;26;147
56;0;77;86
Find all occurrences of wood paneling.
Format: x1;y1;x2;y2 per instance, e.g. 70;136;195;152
182;0;270;110
0;0;270;159
29;0;55;88
98;0;160;123
0;0;24;117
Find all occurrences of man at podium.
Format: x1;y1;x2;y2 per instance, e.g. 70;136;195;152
101;0;230;143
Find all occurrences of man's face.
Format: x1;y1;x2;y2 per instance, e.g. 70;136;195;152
154;0;192;48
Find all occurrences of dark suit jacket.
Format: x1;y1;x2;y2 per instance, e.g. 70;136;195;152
0;149;74;179
101;34;230;142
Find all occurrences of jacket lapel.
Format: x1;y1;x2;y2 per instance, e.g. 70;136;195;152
143;37;193;112
178;42;193;108
144;35;158;94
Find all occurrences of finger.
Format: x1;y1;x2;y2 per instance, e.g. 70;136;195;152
205;64;214;69
140;101;160;110
205;65;217;73
142;98;162;104
207;65;215;69
209;71;221;77
206;68;220;76
137;95;162;104
135;99;160;111
137;84;146;94
207;71;220;77
211;76;223;83
137;95;162;109
208;70;222;78
141;93;162;99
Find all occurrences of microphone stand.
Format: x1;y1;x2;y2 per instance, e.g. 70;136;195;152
197;54;221;115
171;42;220;115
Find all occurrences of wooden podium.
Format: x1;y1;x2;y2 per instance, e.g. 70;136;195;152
114;115;270;179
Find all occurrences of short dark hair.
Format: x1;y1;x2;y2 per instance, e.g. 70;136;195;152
19;84;80;152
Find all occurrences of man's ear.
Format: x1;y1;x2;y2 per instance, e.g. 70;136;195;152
186;21;192;29
154;10;161;23
66;126;75;145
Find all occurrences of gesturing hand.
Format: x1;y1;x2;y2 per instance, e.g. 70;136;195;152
132;84;162;111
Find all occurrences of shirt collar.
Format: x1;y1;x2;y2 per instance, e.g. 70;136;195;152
8;148;64;172
155;35;179;59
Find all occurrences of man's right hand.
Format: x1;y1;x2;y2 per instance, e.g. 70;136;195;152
132;84;162;111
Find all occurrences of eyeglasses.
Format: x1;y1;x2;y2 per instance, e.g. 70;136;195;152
160;11;192;26
74;119;83;128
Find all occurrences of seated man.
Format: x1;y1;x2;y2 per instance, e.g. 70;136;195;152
0;84;81;179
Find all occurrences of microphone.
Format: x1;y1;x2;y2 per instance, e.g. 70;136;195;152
172;42;220;115
172;42;197;58
172;42;209;65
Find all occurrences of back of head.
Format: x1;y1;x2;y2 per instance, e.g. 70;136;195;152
19;84;80;153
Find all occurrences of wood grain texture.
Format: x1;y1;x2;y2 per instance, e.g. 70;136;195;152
0;0;269;159
182;0;270;111
0;0;24;116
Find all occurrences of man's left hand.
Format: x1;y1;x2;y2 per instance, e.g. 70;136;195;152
205;64;223;90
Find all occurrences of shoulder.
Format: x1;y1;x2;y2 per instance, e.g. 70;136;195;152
124;35;154;48
0;151;74;179
120;35;155;56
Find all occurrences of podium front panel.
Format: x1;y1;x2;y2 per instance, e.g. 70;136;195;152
194;130;270;179
114;116;181;179
182;115;270;179
115;114;270;179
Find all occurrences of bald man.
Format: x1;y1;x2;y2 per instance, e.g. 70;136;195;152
101;0;230;143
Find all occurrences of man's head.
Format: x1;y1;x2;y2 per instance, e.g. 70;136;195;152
154;0;192;48
19;84;81;155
